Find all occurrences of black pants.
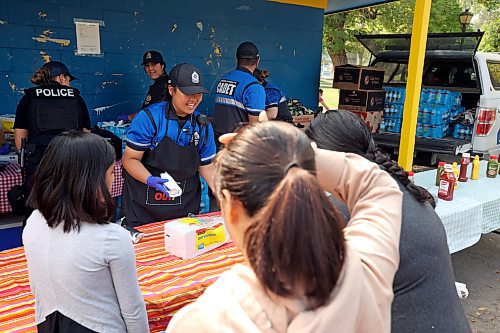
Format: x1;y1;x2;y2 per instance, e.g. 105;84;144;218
38;311;96;333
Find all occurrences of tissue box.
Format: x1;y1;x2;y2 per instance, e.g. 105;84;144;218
164;215;229;260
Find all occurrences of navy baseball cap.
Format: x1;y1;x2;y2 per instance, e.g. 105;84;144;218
141;50;165;66
43;61;77;81
168;63;208;95
236;41;259;59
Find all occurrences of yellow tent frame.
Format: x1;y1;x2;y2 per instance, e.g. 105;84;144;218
324;0;433;171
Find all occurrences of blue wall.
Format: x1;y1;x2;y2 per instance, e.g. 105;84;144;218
0;0;324;123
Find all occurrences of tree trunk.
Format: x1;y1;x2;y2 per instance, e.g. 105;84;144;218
324;13;349;67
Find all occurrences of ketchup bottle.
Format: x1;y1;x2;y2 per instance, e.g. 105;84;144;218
458;153;470;182
438;164;455;201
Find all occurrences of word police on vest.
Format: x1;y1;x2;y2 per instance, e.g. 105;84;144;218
35;88;74;97
160;171;183;198
217;80;238;96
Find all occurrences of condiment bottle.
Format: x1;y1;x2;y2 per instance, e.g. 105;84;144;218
486;155;498;178
471;155;480;180
408;171;414;184
452;162;459;190
438;164;455;201
435;161;445;186
458;153;470;182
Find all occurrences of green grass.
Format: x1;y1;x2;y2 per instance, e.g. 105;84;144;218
319;78;339;111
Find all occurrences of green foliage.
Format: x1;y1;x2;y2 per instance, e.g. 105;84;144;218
323;0;499;65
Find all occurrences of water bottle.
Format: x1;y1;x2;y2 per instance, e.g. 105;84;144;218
379;122;386;133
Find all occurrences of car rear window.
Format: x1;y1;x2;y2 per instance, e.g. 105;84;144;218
422;62;477;88
487;61;500;90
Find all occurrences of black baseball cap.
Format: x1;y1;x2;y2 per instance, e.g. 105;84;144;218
236;41;259;59
43;61;77;81
168;63;208;95
141;50;165;66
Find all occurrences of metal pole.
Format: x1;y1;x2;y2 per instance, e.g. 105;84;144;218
397;0;433;171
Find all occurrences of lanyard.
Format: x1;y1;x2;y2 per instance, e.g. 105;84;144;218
165;103;195;144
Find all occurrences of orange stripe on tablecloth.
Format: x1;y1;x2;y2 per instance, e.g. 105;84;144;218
0;213;243;332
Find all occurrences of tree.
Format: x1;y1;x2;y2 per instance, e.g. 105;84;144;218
323;0;482;66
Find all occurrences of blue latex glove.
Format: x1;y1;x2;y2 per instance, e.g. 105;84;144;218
146;176;169;194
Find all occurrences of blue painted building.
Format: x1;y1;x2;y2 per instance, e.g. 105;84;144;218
0;0;324;124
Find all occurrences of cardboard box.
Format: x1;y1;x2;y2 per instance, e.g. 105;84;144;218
333;65;385;90
347;110;383;133
338;89;386;112
164;215;230;260
292;114;315;131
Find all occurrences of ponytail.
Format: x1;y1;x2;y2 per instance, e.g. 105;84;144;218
245;167;345;308
31;67;52;85
307;110;436;208
215;121;346;309
374;149;436;208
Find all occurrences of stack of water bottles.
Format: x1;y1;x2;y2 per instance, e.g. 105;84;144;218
380;87;463;139
380;87;405;133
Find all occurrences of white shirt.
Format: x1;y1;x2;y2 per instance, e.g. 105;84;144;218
23;210;149;333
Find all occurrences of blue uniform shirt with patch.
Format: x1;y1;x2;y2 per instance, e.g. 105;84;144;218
214;67;265;137
126;101;216;166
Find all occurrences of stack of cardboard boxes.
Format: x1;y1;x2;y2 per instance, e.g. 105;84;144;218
334;65;385;133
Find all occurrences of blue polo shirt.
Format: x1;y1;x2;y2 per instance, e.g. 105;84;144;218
126;101;216;165
214;67;265;137
264;83;286;109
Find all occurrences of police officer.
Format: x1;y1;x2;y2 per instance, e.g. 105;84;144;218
122;63;216;226
253;68;293;123
14;61;91;187
140;50;169;110
214;41;266;148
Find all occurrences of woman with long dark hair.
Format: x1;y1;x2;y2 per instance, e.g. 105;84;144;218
23;131;149;333
167;121;403;332
306;110;471;333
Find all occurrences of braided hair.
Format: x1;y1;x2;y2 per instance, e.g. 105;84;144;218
306;110;436;208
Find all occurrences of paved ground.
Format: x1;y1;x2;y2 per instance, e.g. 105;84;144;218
452;232;500;333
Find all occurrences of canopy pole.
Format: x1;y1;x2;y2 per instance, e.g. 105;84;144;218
398;0;432;171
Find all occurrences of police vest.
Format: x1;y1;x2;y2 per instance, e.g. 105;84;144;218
214;68;263;136
24;85;80;142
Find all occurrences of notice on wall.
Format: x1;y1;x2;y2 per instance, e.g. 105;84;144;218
74;19;104;56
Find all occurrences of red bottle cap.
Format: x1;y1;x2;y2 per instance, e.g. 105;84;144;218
490;155;498;160
408;171;414;176
438;161;445;166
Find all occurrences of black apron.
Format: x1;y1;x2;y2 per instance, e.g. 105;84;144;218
123;105;201;227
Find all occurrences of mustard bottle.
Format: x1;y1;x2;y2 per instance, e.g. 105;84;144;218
471;155;480;180
452;162;459;190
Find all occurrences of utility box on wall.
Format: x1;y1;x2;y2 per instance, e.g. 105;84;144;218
0;0;324;123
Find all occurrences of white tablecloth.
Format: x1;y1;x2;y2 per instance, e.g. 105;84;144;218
414;161;500;253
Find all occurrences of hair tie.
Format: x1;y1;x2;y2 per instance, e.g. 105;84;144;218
285;162;300;174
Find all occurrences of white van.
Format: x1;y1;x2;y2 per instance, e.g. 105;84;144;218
356;32;500;164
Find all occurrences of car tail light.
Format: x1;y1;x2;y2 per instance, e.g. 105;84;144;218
476;108;497;136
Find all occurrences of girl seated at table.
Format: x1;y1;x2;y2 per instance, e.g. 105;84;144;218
23;131;149;333
167;121;403;332
306;110;471;333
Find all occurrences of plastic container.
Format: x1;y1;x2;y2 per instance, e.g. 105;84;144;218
0;115;16;133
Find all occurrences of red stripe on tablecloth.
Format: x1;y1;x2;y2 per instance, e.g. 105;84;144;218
0;213;243;333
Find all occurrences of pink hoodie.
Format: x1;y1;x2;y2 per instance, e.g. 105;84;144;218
167;151;403;333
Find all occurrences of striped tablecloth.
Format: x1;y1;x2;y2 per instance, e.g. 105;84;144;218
0;213;244;332
0;161;124;214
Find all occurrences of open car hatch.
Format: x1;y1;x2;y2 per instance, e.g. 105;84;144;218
355;32;484;62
